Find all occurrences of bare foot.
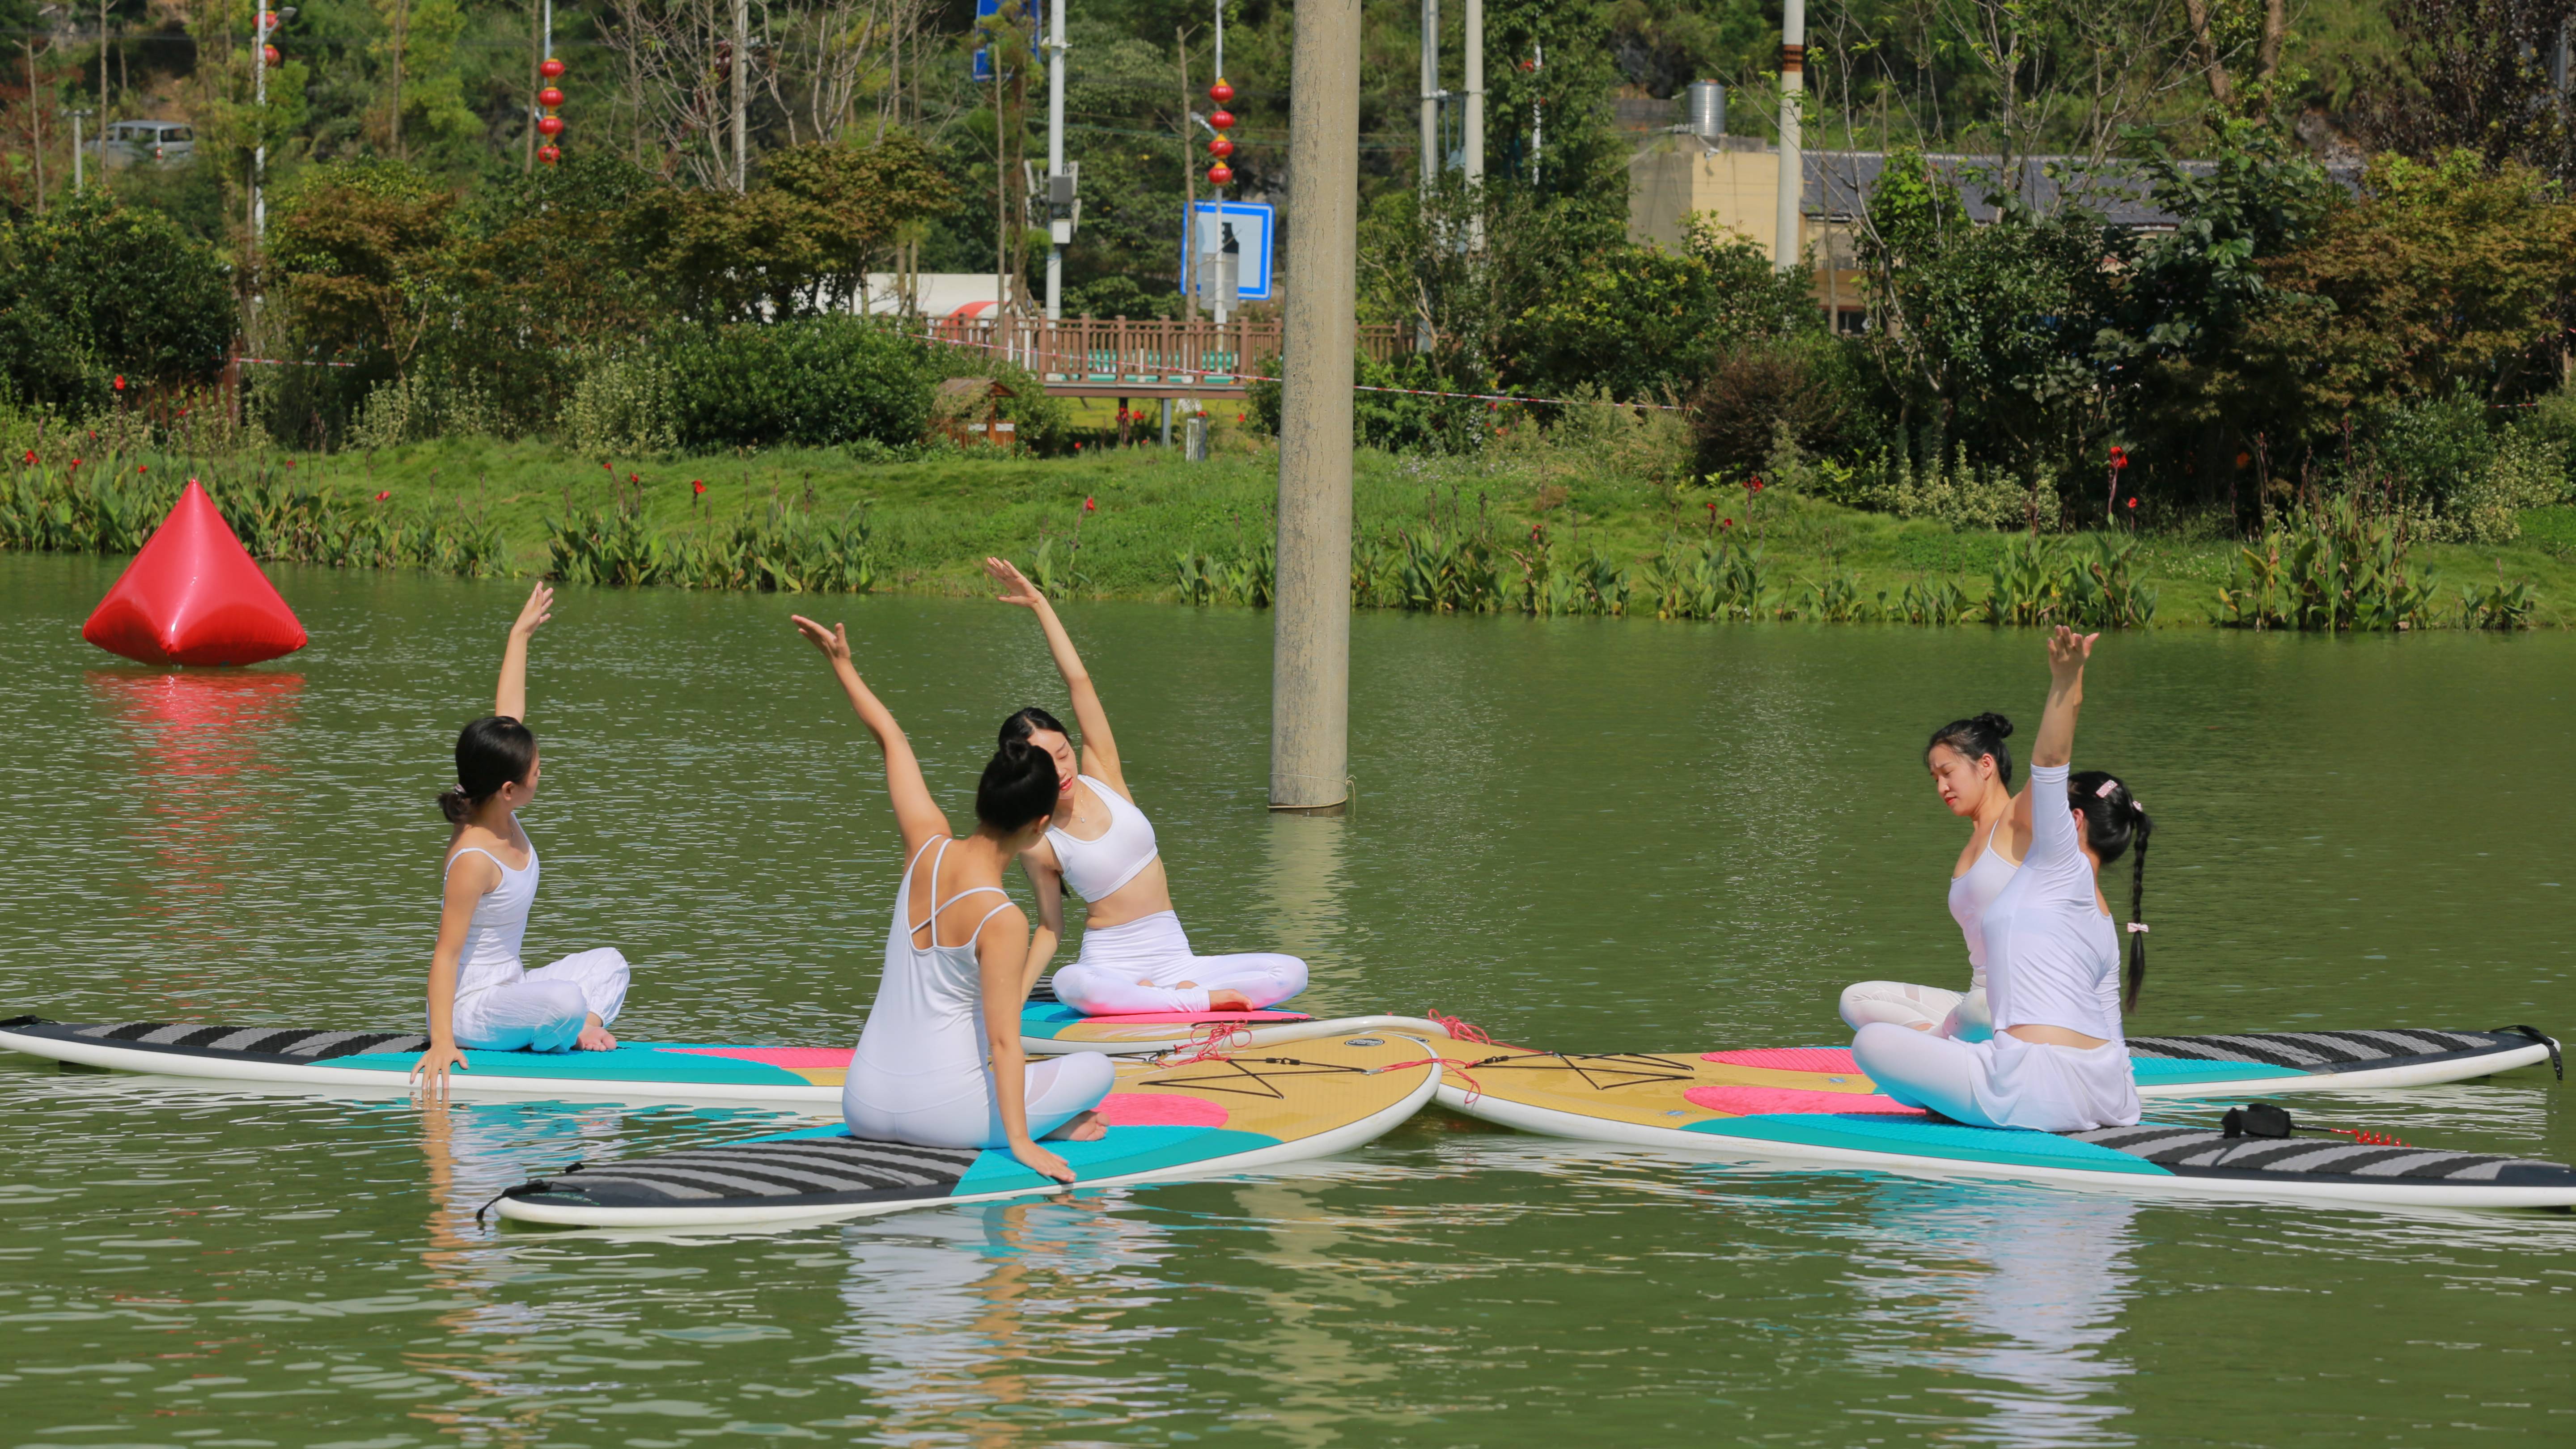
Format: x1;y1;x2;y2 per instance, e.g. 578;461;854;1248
1208;991;1252;1011
1044;1110;1108;1142
576;1015;619;1051
1906;1021;1934;1032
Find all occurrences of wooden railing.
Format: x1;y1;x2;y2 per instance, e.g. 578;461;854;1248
915;315;1411;394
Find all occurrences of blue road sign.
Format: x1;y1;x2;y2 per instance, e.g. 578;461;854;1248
1181;200;1275;303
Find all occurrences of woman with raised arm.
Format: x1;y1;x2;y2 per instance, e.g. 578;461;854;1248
981;557;1309;1018
1838;712;2030;1041
795;614;1110;1181
413;583;632;1100
1852;627;2152;1133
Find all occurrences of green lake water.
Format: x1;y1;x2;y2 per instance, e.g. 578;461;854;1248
0;551;2568;1447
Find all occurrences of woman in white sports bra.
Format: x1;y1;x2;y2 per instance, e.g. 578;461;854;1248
1838;710;2030;1041
982;557;1310;1017
414;583;632;1099
793;612;1111;1183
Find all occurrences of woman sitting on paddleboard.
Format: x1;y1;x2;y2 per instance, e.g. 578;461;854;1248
983;555;1309;1018
1853;626;2150;1133
415;583;632;1097
1838;711;2028;1041
795;611;1111;1183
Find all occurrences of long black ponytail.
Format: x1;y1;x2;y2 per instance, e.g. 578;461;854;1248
2069;770;2152;1012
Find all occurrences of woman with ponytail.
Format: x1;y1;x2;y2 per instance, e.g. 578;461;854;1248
413;583;632;1098
1853;626;2151;1133
793;612;1110;1182
1839;710;2030;1039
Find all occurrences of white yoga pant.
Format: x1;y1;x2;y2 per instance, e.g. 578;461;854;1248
843;1050;1116;1150
1050;910;1308;1016
1853;1021;2140;1133
453;948;630;1053
1839;980;1992;1041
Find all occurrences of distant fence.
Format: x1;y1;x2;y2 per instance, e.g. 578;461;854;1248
915;315;1411;396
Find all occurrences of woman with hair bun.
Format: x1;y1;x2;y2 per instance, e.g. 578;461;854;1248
981;556;1308;1017
1853;627;2151;1133
794;613;1110;1182
1838;711;2030;1039
414;583;632;1098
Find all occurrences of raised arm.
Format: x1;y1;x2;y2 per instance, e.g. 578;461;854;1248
2030;626;2095;770
985;557;1128;798
792;615;951;860
495;582;552;721
2023;626;2097;873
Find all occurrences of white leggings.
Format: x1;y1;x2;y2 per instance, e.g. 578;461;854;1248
843;1051;1117;1149
1838;980;1991;1040
453;948;630;1053
1854;1021;2141;1133
1050;910;1308;1016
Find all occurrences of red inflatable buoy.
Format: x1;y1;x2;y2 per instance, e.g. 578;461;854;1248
81;479;308;666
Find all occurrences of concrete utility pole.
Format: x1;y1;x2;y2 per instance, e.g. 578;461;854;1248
1774;0;1804;271
1417;0;1437;187
1044;0;1067;321
732;0;749;190
1463;0;1483;248
1271;0;1359;814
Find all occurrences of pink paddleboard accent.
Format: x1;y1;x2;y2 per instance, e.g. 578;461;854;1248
663;1046;855;1069
1078;1010;1308;1025
1703;1047;1860;1074
1684;1084;1924;1117
1093;1092;1230;1128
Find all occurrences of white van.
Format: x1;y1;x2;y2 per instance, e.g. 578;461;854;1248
97;120;195;169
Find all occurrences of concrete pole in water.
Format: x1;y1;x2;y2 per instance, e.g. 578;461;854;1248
1774;0;1803;271
1272;0;1358;814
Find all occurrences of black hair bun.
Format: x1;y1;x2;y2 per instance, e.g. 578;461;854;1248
1975;712;2015;738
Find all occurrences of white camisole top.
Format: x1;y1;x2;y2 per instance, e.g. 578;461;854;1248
1946;830;2020;987
1045;776;1160;902
1978;764;2123;1040
846;839;1015;1109
445;837;538;1002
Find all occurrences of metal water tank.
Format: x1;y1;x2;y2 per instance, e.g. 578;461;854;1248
1685;80;1726;140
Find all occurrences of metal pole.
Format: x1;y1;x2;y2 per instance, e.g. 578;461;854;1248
732;0;749;190
253;11;268;244
1418;0;1437;187
1210;0;1228;330
1774;0;1804;271
1463;0;1482;247
1045;0;1066;322
73;112;85;194
1271;0;1358;814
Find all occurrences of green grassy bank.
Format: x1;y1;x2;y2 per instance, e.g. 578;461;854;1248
10;422;2574;627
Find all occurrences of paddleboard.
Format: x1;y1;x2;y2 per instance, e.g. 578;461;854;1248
1427;1036;2576;1209
491;1032;1445;1229
1016;979;1450;1055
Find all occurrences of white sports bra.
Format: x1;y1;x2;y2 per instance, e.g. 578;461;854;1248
1045;776;1160;902
1946;829;2019;984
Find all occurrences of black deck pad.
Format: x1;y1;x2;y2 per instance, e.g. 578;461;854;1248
4;1018;430;1063
504;1136;985;1212
2127;1029;2538;1072
2073;1122;2576;1188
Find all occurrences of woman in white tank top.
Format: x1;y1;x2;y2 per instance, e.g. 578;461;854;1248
415;583;632;1098
794;613;1111;1182
1853;627;2152;1133
981;557;1309;1018
1839;712;2031;1040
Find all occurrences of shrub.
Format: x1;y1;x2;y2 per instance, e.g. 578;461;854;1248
560;347;680;455
0;194;234;411
667;317;938;451
1689;340;1863;481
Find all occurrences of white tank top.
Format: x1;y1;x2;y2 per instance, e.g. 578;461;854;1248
1947;830;2020;987
1045;776;1160;902
850;840;1014;1088
1979;764;2124;1041
446;839;538;1000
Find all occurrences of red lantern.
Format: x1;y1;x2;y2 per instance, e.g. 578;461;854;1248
1208;108;1235;131
1206;163;1233;186
1207;135;1234;159
538;86;565;108
540;56;565;80
1208;79;1234;105
263;45;280;65
537;145;561;165
259;9;278;29
537;115;565;139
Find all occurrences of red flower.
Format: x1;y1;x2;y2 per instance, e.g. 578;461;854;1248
112;374;125;390
374;490;390;501
602;461;611;471
628;472;640;483
1705;501;1716;512
70;458;81;469
1075;442;1085;452
284;459;295;468
19;449;31;464
691;479;706;495
2126;496;2137;509
1722;517;1735;529
1236;413;1245;424
1084;496;1097;513
136;465;147;474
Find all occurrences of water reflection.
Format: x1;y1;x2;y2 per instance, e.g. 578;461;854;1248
833;1196;1178;1445
1264;811;1351;1013
1844;1179;2139;1447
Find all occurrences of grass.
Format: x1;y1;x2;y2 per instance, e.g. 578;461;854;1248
13;416;2576;626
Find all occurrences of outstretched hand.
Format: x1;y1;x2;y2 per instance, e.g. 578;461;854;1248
791;614;854;665
510;580;554;639
984;556;1045;609
2046;624;2098;677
